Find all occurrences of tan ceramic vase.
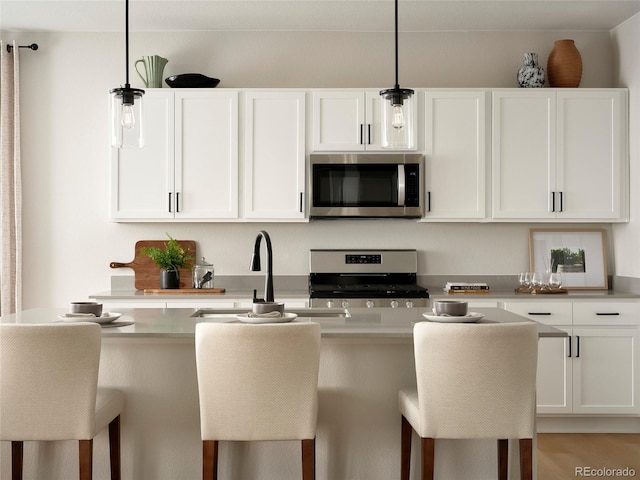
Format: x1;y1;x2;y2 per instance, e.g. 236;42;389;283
547;39;582;87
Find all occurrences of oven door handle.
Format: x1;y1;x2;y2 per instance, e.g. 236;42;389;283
398;165;406;206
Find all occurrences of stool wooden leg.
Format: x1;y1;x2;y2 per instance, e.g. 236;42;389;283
11;441;23;480
301;438;315;480
79;439;93;480
519;438;533;480
400;415;412;480
497;439;508;480
202;440;218;480
109;415;121;480
421;437;435;480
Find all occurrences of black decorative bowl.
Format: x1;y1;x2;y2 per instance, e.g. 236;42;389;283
165;74;220;88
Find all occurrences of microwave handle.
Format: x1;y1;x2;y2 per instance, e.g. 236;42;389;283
398;165;406;206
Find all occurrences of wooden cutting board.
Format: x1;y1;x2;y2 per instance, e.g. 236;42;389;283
143;288;226;294
110;240;196;290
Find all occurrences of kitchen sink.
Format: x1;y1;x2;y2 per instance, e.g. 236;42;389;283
191;308;350;318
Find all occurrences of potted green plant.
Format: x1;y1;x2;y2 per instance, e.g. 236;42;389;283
140;234;193;289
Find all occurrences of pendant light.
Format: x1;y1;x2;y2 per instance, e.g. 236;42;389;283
110;0;145;148
379;0;414;149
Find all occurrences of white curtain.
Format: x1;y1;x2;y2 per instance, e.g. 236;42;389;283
0;41;23;315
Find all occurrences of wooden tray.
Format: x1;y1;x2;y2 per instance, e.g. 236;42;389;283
143;288;225;294
110;240;196;290
515;286;568;295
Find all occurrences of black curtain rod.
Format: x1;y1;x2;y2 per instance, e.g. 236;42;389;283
6;43;39;53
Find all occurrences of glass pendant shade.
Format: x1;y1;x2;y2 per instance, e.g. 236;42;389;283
110;87;144;148
380;87;414;149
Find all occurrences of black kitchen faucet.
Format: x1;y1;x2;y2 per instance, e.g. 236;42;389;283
250;230;274;303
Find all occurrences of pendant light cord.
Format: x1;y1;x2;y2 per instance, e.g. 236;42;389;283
394;0;399;89
125;0;130;88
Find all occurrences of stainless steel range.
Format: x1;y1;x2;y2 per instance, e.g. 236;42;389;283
309;249;429;308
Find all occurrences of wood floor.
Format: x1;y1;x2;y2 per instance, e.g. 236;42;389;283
537;434;640;479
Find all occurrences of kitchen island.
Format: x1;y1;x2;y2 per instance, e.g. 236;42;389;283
1;307;561;480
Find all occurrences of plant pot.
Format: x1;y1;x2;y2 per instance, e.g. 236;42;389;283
161;269;180;289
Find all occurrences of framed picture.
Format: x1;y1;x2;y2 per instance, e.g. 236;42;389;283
529;228;608;290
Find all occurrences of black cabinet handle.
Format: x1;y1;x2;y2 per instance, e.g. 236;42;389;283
299;192;304;213
168;192;172;213
576;335;580;358
367;124;371;145
559;191;564;212
568;335;572;358
528;312;551;315
596;312;620;316
551;192;556;212
427;191;431;212
176;192;180;213
359;124;364;145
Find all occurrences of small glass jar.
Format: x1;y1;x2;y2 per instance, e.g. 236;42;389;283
193;257;214;289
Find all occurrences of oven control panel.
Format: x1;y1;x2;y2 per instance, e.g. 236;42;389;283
345;254;381;264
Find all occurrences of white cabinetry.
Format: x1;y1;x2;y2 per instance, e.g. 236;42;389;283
111;89;238;221
492;89;626;221
111;90;175;220
312;90;416;151
504;301;639;415
243;91;306;220
422;90;488;220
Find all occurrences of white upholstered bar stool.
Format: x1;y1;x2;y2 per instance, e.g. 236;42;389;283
195;322;321;480
0;323;124;480
399;321;538;480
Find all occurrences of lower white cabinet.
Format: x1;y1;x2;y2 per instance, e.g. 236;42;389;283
505;301;640;415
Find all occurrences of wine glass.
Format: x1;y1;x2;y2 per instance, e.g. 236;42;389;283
519;272;532;290
549;272;562;289
532;271;548;290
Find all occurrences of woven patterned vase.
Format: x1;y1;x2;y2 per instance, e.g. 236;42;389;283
547;39;582;87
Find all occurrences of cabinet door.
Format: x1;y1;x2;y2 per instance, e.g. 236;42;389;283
572;327;639;414
174;91;239;220
537;332;573;414
312;90;365;151
423;91;487;220
111;90;175;220
556;90;626;220
243;91;306;220
364;91;384;150
492;90;556;219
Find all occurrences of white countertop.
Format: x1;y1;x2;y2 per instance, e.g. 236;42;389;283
2;307;566;338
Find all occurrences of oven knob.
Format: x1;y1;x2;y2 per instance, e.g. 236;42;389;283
405;300;414;308
326;300;335;308
390;300;399;308
341;300;349;309
366;300;375;309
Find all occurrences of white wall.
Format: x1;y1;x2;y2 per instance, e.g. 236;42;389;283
0;29;618;308
612;14;640;277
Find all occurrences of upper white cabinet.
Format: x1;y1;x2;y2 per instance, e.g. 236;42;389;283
311;90;416;151
422;90;488;220
243;91;306;220
492;89;627;222
175;91;239;219
111;90;175;220
111;89;238;221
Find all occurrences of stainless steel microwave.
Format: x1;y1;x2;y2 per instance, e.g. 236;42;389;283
309;153;424;219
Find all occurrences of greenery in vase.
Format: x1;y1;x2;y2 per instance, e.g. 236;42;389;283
140;234;193;272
